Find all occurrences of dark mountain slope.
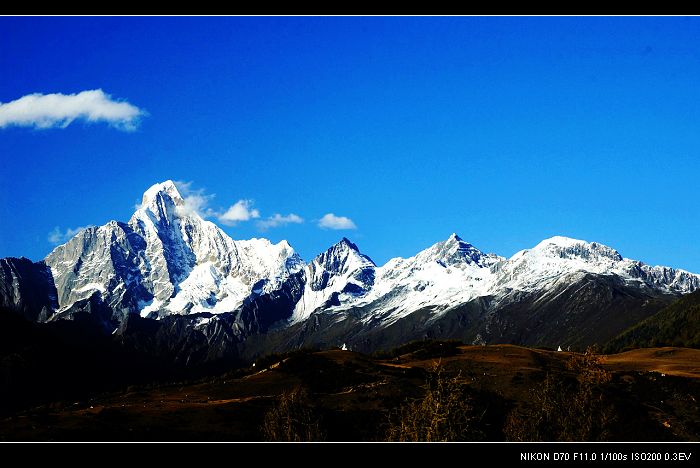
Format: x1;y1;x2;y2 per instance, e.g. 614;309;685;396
605;290;700;353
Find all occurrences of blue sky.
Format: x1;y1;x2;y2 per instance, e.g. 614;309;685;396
1;16;700;271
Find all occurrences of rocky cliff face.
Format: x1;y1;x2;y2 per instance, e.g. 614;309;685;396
0;257;57;322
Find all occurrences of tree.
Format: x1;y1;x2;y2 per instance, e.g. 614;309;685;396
387;361;481;441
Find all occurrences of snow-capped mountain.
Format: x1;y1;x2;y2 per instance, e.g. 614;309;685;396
296;234;699;329
291;238;376;323
1;180;700;363
320;234;503;326
43;180;302;323
493;236;699;295
264;234;700;354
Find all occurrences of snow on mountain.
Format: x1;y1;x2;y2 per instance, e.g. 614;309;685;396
291;238;375;323
493;236;700;295
315;234;503;325
45;220;147;317
492;236;626;293
302;234;700;327
417;233;503;269
45;180;302;319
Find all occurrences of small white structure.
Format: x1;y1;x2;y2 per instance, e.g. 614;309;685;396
341;343;348;351
557;346;563;352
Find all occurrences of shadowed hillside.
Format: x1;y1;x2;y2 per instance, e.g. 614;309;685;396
605;290;700;353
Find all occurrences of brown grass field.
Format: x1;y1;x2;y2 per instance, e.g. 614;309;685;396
1;344;698;441
601;347;700;379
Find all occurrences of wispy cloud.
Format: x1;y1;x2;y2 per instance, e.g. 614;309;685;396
0;89;146;131
218;200;260;226
257;213;304;231
48;226;91;245
173;180;216;218
318;213;357;230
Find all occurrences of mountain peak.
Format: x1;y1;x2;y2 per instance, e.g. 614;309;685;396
293;237;376;320
418;234;490;268
312;237;375;269
140;180;184;207
530;236;623;262
337;237;359;251
131;180;197;227
535;235;587;249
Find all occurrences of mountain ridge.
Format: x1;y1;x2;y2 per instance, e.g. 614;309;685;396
1;180;699;363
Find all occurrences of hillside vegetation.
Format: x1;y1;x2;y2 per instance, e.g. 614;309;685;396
605;290;700;353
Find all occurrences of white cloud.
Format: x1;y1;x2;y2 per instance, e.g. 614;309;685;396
218;200;260;226
48;226;91;245
173;180;216;218
257;213;304;231
173;180;195;195
318;213;357;230
0;89;146;131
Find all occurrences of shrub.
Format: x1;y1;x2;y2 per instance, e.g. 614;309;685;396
261;386;325;441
